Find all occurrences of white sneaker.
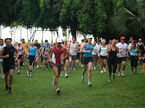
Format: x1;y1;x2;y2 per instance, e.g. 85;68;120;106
81;76;84;83
45;68;48;71
65;73;68;78
2;74;5;79
37;65;39;69
56;88;60;95
27;71;29;77
81;64;83;67
88;81;92;86
94;67;96;70
100;70;104;73
121;71;125;77
103;68;106;72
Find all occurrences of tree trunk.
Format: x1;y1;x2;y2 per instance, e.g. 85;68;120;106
70;25;76;38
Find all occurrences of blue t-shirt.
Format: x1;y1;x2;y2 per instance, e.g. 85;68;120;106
83;43;94;57
42;43;51;48
29;47;37;56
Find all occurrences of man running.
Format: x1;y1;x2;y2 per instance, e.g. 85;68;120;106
21;39;29;65
0;38;18;94
48;38;68;95
116;36;128;76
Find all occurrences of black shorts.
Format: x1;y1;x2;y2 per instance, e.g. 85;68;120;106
70;55;77;60
18;55;23;60
64;56;69;63
83;57;93;65
3;63;15;73
77;53;80;60
117;57;126;64
52;63;62;73
28;55;35;65
41;55;43;62
100;56;107;59
130;56;138;67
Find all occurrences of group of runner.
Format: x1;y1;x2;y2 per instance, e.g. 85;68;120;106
0;36;145;95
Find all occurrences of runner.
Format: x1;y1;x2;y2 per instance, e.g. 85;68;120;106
116;36;128;76
34;40;41;68
99;39;108;73
21;39;29;65
27;43;37;77
62;40;69;78
16;42;24;74
0;39;4;78
92;41;98;70
81;36;94;86
48;38;68;95
69;37;78;73
128;40;141;74
106;40;119;82
0;38;18;94
42;43;50;70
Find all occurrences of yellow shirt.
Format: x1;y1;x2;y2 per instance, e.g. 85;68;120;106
21;43;29;53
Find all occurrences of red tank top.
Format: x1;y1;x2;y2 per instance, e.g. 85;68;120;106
63;44;69;57
52;47;63;64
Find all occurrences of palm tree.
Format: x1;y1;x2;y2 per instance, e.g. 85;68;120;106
112;0;145;40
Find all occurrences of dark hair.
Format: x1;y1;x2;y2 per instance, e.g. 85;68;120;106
45;40;48;43
5;38;12;42
0;39;3;41
82;39;84;42
21;39;25;41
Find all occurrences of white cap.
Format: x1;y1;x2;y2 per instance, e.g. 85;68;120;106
88;36;93;39
57;38;62;43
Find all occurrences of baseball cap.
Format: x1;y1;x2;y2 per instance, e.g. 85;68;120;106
120;36;125;40
57;38;62;43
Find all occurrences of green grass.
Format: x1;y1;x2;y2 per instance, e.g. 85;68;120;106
0;61;145;108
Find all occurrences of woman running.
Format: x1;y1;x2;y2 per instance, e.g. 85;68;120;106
99;39;108;73
128;40;141;74
16;42;24;74
81;36;94;86
48;38;68;95
42;43;50;70
106;40;119;82
62;40;70;78
27;43;37;77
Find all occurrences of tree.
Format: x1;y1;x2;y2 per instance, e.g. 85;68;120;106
112;0;145;41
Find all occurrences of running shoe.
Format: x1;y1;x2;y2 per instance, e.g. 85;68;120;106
37;65;39;69
103;68;106;72
17;71;20;74
27;71;29;77
56;88;60;95
108;78;111;82
88;81;92;86
65;74;68;78
2;74;5;79
100;70;103;73
121;71;125;77
8;87;12;94
81;76;84;83
94;67;96;70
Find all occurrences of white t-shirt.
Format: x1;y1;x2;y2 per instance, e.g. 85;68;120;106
92;45;99;55
70;42;77;55
96;44;101;56
116;43;128;57
0;45;4;63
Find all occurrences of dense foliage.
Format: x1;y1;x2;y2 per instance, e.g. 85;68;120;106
0;0;144;41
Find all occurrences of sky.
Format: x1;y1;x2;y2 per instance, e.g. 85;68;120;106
0;26;86;43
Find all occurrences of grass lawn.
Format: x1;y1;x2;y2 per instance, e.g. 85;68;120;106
0;61;145;108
